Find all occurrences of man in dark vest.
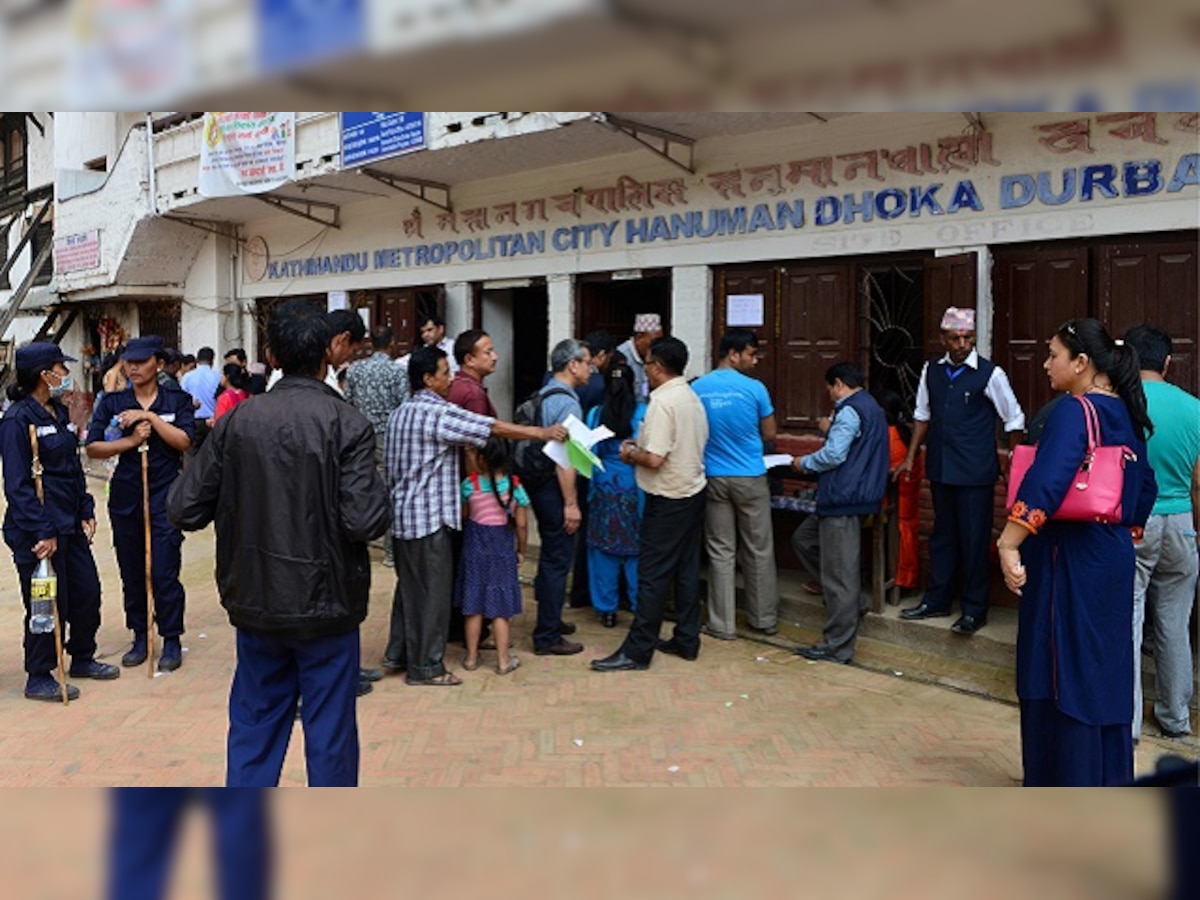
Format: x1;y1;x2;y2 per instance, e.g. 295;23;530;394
788;362;889;664
895;307;1025;635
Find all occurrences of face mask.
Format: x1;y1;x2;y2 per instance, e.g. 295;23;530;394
48;373;73;398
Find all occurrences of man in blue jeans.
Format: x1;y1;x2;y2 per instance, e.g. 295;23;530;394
531;338;593;656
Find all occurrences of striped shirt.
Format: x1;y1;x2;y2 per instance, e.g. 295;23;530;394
385;389;493;540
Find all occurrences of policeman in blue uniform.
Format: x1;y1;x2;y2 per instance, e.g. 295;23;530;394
85;336;194;671
1;343;120;700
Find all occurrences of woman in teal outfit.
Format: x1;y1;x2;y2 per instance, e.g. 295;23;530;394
586;362;647;628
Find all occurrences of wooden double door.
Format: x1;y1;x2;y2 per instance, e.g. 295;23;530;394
715;254;973;431
993;232;1198;422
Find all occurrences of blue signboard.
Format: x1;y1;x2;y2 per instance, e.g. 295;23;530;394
257;0;365;76
340;112;427;168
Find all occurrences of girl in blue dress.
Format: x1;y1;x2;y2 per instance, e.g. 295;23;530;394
455;437;529;676
997;318;1156;786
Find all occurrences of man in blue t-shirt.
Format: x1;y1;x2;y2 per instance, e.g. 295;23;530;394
1125;325;1200;742
692;329;778;639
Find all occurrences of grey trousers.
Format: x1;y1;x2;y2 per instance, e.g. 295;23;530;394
385;528;453;682
790;514;865;662
704;475;778;634
1133;512;1198;738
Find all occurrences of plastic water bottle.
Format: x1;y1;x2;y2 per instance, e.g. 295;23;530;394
29;557;57;634
104;416;123;442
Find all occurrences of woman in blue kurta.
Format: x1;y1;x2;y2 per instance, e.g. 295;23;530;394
586;362;647;628
997;318;1156;786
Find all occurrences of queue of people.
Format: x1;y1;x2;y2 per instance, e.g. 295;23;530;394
0;303;1195;792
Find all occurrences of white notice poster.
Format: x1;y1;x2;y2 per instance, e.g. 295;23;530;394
198;112;296;198
726;294;765;327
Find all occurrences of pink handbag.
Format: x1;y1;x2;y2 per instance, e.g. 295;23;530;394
1006;395;1136;524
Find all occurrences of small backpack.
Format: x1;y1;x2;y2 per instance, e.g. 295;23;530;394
510;385;572;489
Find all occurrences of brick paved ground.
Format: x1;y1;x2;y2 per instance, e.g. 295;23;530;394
0;494;1193;786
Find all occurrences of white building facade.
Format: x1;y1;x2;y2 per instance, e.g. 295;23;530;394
21;111;1200;435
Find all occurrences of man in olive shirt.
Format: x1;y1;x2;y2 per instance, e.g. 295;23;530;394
591;337;709;671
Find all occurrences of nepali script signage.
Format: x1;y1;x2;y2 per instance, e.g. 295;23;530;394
262;115;1199;281
54;230;101;274
199;112;296;198
340;112;426;168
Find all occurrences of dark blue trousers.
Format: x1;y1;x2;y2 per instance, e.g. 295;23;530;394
227;628;360;787
107;788;270;900
922;482;995;620
12;532;102;674
110;506;185;637
529;479;576;651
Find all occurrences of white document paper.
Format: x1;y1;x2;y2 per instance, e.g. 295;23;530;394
542;415;615;470
727;293;765;327
763;453;794;469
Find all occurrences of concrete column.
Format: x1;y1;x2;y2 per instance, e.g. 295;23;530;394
671;265;713;377
444;281;471;339
181;232;236;356
547;273;575;343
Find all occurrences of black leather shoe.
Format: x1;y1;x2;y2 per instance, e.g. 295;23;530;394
951;615;986;635
356;678;373;697
380;657;406;672
600;612;617;628
535;638;584;656
793;644;850;664
590;651;649;672
748;623;780;636
69;659;121;680
559;621;578;635
359;667;384;682
900;603;951;621
655;638;698;661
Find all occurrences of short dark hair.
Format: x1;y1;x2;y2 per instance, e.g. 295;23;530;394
719;328;758;357
370;325;393;351
267;302;330;377
648;336;688;377
1124;325;1172;375
225;347;247;365
327;309;366;344
196;347;215;364
583;330;617;356
157;347;181;364
454;329;488;365
419;313;445;330
825;362;865;389
408;345;447;393
181;354;196;366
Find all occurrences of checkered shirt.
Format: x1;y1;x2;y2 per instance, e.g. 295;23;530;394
385;389;494;540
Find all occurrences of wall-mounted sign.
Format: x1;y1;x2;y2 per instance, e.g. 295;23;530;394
54;230;101;274
340;113;426;168
327;290;349;311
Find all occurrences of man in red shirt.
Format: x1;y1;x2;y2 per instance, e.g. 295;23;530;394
446;330;498;417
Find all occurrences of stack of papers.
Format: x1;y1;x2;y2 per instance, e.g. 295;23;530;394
542;415;614;478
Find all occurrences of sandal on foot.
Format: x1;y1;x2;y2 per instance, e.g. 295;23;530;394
406;672;463;686
496;656;521;676
462;656;481;671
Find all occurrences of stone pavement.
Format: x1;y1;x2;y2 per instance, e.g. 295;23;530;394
0;490;1193;786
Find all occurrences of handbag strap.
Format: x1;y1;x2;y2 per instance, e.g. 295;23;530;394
1075;395;1102;453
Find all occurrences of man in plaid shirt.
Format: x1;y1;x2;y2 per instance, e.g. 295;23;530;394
381;345;567;686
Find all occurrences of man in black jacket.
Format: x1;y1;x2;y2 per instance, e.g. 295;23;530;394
168;300;390;787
